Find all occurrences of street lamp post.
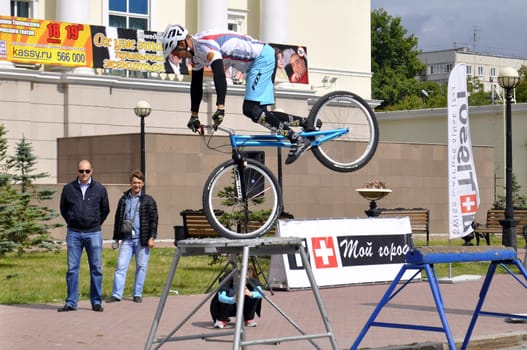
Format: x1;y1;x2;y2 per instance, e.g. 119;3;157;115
497;67;521;249
134;100;152;177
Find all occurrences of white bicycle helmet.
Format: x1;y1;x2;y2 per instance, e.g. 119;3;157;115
161;24;189;58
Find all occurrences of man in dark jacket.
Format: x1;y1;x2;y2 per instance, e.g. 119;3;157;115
58;160;110;312
107;170;158;304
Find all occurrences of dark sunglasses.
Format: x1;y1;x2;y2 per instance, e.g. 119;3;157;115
78;169;91;174
171;47;188;54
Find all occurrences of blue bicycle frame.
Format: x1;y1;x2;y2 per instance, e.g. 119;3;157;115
226;127;349;149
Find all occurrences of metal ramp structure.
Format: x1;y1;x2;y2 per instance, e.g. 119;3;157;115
350;245;527;350
144;236;338;350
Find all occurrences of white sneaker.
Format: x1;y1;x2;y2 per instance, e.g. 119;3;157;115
214;320;227;328
245;319;257;327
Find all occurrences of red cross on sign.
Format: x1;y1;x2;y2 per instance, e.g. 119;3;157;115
311;237;338;269
460;194;478;214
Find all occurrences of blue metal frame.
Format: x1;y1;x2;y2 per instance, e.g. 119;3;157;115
350;262;457;350
461;259;527;349
350;247;527;350
228;127;349;149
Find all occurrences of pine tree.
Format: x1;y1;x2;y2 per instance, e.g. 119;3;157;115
493;174;527;209
0;131;62;257
0;124;19;255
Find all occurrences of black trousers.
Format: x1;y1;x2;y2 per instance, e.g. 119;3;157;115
215;297;260;321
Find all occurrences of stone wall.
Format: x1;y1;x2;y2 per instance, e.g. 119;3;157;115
44;133;494;241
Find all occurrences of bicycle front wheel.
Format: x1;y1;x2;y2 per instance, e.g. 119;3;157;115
202;158;283;239
307;91;379;172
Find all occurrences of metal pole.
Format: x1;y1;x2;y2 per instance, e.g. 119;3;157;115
298;245;339;349
140;116;146;176
232;245;250;350
277;148;283;191
145;251;182;350
500;88;518;249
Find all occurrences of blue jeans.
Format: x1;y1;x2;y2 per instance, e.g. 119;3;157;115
65;230;103;308
111;238;151;299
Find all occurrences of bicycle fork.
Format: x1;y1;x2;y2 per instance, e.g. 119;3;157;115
232;148;250;233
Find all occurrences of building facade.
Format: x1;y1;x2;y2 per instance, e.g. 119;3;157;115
419;48;527;96
1;1;407;240
0;1;515;240
0;0;373;183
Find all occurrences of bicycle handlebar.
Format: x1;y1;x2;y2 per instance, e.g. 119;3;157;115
200;124;235;136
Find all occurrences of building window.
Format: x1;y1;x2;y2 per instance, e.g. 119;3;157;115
11;1;31;17
228;9;247;33
109;0;149;30
466;65;472;75
227;22;237;32
428;64;452;75
107;0;149;78
490;67;496;78
477;66;484;76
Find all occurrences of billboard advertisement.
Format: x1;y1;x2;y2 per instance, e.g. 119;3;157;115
0;15;309;85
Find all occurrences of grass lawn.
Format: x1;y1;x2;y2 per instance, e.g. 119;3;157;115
0;247;241;305
0;234;519;305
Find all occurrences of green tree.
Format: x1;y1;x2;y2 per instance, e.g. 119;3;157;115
514;65;527;103
0;132;62;257
493;174;527;209
467;76;492;106
387;81;447;111
10;137;50;193
371;9;425;110
0;124;18;255
371;9;495;110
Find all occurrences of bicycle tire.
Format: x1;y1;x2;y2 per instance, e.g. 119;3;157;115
202;158;283;239
307;90;379;172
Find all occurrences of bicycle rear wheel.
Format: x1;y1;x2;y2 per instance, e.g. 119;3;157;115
202;158;283;239
307;91;378;172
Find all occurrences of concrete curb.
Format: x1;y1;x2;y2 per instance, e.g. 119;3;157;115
371;332;527;350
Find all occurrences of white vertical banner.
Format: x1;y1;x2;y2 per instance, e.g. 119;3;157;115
448;63;480;239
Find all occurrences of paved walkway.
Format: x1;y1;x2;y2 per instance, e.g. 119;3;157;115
2;266;527;350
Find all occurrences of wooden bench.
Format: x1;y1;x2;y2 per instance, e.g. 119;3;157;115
179;209;222;239
473;208;527;246
178;209;293;240
378;208;430;245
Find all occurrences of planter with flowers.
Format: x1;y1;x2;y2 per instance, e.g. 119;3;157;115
356;180;392;217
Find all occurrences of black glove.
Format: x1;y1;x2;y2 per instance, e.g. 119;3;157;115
187;116;201;133
212;109;225;130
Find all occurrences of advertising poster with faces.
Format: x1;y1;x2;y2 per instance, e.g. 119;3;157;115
270;43;309;84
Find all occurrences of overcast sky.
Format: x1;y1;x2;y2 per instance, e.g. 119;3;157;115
371;0;527;58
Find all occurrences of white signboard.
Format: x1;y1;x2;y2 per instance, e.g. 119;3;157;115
268;217;416;289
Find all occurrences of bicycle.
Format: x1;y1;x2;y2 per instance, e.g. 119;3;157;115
201;90;378;239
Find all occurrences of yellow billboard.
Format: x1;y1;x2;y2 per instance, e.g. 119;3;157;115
0;15;93;67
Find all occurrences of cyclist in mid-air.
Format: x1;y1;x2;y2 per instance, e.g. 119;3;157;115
160;24;311;165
